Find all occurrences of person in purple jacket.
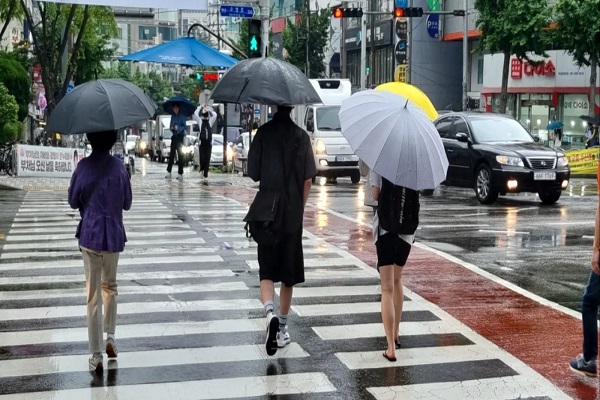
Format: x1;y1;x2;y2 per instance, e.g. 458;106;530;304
68;130;132;373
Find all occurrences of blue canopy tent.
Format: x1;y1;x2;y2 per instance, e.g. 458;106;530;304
119;37;237;68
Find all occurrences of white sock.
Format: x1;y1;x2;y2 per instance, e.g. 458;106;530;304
107;333;115;341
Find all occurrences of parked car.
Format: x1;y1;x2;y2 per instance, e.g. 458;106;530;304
180;135;196;165
125;135;138;154
193;134;232;169
434;112;570;205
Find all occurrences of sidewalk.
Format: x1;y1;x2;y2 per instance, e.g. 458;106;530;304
207;183;598;400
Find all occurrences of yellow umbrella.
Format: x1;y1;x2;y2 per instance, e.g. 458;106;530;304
375;82;438;121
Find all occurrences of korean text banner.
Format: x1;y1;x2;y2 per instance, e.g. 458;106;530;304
17;145;84;178
38;0;208;11
565;148;600;175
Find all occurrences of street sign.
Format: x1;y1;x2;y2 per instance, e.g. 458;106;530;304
426;14;440;39
219;5;254;18
66;82;75;95
395;19;407;40
395;0;408;7
254;109;260;115
395;64;407;83
395;40;407;64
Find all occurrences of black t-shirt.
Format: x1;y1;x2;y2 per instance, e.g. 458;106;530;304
247;113;317;232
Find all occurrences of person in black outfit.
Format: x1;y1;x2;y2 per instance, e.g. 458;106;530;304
165;103;187;181
247;105;317;356
193;105;217;182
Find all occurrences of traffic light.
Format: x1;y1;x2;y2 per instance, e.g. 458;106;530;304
196;72;202;81
332;8;363;18
394;7;423;18
248;19;262;58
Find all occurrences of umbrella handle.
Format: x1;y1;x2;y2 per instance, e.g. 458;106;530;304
404;99;409;108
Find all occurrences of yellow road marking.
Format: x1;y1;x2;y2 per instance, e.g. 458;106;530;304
0;234;5;241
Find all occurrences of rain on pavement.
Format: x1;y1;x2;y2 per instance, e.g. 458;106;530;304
0;159;594;399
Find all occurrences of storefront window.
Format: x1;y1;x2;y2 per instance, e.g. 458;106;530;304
562;94;589;149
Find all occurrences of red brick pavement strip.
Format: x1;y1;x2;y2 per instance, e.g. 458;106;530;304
208;184;597;399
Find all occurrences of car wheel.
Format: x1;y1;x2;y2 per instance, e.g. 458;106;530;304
351;171;361;184
539;190;561;205
420;189;434;196
474;164;499;204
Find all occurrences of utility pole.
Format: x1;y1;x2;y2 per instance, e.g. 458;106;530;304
306;0;310;78
360;12;367;89
462;0;468;111
406;0;412;84
259;0;269;123
369;0;375;86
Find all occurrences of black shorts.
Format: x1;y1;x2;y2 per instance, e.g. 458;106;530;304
376;233;412;268
257;228;305;286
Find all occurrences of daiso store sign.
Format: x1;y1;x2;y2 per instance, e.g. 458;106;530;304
511;58;556;79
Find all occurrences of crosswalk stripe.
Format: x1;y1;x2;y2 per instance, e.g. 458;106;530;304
292;301;425;317
8;224;191;234
5;230;198;241
13;214;179;222
0;282;249;301
11;219;186;228
0;318;267;347
247;257;356;270
304;269;375;280
313;321;458;340
283;285;380;298
0;343;310;378
367;376;571;400
1;237;205;250
0;255;222;273
1;246;219;260
187;209;247;215
0;269;234;285
0;373;337;400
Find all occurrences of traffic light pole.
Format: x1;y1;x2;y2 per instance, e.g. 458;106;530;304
360;13;367;90
462;0;468;111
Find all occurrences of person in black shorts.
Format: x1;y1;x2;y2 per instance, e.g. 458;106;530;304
371;171;418;362
247;105;317;356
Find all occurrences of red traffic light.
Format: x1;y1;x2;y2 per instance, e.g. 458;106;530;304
333;8;343;18
332;7;363;18
394;7;405;18
394;7;423;17
203;73;219;81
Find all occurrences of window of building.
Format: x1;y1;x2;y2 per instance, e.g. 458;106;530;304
139;26;157;41
159;27;177;42
477;58;483;84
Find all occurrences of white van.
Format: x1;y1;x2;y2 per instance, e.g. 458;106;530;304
292;79;360;183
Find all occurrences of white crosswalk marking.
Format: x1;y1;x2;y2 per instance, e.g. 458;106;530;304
0;187;570;399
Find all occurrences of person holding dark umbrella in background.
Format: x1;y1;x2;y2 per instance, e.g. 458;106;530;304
163;97;195;181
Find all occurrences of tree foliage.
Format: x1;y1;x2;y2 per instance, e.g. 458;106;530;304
0;51;30;120
100;63;173;105
20;1;117;115
475;0;551;113
0;82;19;142
282;9;330;78
232;19;249;61
551;0;600;116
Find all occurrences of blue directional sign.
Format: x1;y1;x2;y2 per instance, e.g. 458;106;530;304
220;5;255;18
395;0;408;7
426;14;440;39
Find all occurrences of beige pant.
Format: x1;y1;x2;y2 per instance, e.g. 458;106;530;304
81;246;119;354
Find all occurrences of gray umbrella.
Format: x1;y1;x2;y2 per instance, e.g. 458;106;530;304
46;79;156;135
210;58;322;106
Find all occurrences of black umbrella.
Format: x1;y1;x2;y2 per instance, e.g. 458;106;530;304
210;58;322;106
46;79;156;135
163;96;196;117
579;115;600;125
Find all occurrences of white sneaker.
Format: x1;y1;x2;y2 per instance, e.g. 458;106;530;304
89;354;103;373
265;312;279;356
277;328;291;348
165;173;172;179
176;174;183;181
106;337;118;358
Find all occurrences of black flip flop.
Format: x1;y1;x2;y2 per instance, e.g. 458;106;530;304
382;351;397;362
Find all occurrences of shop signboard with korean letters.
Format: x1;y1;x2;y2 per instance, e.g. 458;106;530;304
483;50;596;90
16;145;84;178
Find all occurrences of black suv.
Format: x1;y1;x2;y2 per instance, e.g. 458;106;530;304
434;112;570;205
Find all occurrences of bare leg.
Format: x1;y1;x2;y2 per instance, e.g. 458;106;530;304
279;283;293;315
260;280;275;305
379;265;396;359
393;266;404;342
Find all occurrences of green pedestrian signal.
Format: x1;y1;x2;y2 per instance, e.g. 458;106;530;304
250;35;258;52
248;19;262;58
196;72;202;81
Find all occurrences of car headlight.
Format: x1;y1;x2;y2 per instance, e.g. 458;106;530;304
140;141;147;150
185;146;193;154
227;146;233;160
496;155;524;167
557;156;569;167
316;140;327;155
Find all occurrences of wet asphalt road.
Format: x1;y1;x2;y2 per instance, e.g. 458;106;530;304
309;176;598;312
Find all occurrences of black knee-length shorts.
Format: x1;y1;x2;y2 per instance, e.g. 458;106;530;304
257;228;305;286
376;233;412;268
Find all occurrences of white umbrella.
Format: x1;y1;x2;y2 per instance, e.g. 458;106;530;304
339;90;448;190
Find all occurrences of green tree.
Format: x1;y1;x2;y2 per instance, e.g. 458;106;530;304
74;31;117;84
0;0;25;44
282;9;330;78
233;19;250;61
552;0;600;117
0;82;19;142
100;62;133;80
20;1;117;115
0;51;30;120
475;0;551;113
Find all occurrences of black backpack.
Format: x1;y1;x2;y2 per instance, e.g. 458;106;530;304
199;120;212;144
377;178;420;235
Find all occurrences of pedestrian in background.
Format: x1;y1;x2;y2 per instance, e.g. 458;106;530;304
371;170;419;362
569;159;600;377
193;104;217;183
247;105;317;356
68;130;132;373
359;160;377;214
165;103;187;181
